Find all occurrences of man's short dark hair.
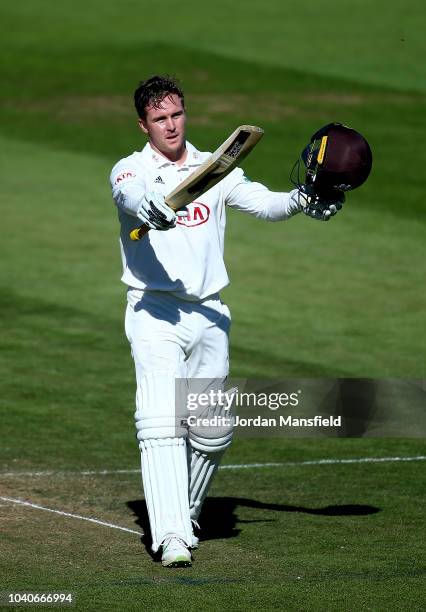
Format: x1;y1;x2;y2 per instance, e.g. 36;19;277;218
134;75;185;119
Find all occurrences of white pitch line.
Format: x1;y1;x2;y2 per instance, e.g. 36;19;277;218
222;455;426;469
0;469;140;478
0;496;141;536
0;455;425;478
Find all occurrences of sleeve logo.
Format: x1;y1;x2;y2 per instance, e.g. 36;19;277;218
114;171;136;185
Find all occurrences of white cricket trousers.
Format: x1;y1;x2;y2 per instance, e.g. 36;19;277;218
125;288;231;380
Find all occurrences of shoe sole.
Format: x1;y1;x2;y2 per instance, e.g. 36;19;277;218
162;556;192;568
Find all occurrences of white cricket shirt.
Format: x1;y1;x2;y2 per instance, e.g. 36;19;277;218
110;141;301;301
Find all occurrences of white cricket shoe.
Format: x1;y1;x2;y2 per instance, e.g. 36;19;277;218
161;536;192;568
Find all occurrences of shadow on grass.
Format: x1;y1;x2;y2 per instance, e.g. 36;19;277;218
127;497;381;559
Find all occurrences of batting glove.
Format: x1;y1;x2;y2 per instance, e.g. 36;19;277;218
297;188;345;221
137;191;177;230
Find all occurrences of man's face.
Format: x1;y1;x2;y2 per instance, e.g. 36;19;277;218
139;94;186;162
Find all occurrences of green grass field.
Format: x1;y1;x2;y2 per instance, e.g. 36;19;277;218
1;1;425;609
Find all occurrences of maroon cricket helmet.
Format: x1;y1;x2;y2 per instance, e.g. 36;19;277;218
297;123;372;198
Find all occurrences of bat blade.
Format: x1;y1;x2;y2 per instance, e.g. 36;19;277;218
129;125;264;241
165;125;263;210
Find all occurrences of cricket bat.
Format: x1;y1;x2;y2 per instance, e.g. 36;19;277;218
129;125;264;241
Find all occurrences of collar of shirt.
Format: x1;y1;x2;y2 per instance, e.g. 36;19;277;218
140;141;203;173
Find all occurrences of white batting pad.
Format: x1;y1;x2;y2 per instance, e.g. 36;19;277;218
139;437;193;552
187;382;235;520
135;371;188;440
188;448;224;521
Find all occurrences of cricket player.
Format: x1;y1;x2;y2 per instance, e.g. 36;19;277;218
109;75;342;567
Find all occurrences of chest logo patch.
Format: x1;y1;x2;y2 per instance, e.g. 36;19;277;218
177;202;210;227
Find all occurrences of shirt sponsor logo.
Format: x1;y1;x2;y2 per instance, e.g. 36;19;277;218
177;202;210;227
114;171;136;184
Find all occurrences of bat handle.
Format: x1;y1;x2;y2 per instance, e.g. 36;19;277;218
130;225;150;241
